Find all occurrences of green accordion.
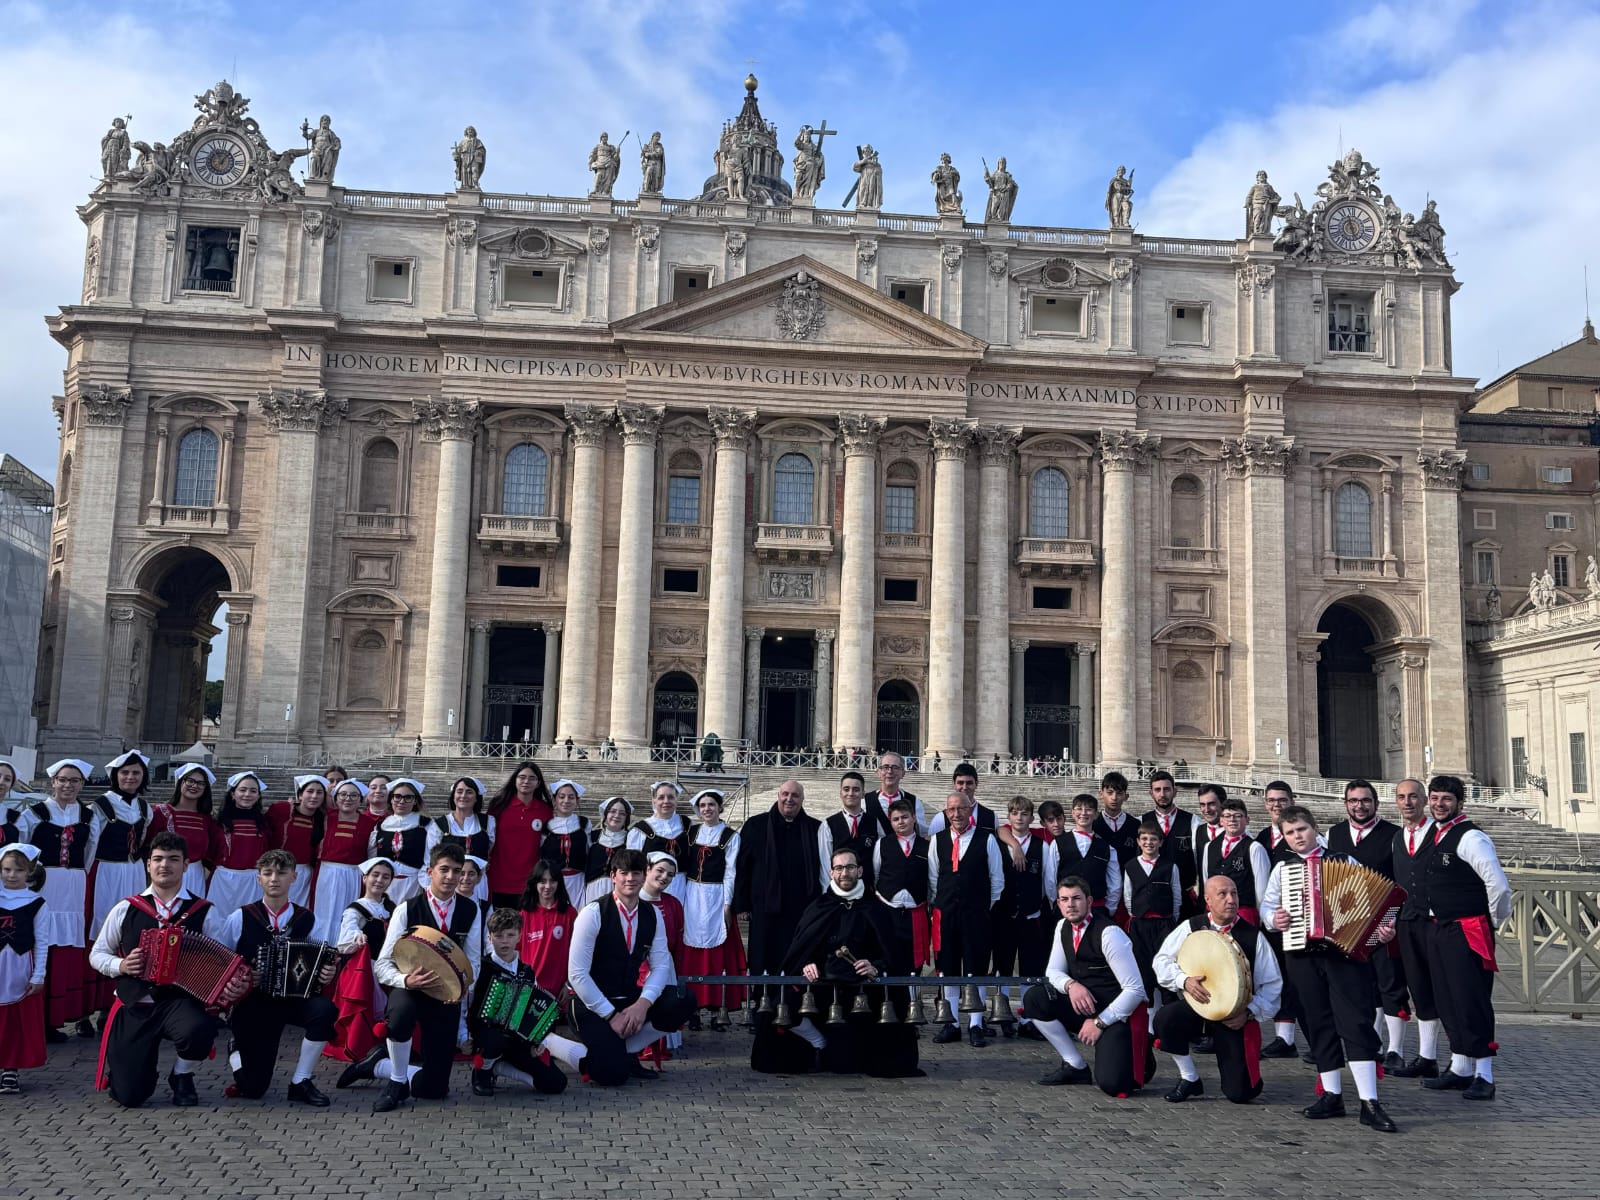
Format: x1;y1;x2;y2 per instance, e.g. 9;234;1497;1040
476;977;562;1045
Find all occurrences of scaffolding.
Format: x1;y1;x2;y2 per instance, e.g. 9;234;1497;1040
0;455;52;754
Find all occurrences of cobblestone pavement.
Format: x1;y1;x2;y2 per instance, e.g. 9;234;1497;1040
6;1013;1595;1200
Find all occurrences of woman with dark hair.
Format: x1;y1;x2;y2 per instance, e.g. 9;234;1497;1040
269;774;329;907
627;780;691;903
486;762;552;909
146;763;225;898
86;751;153;990
313;779;381;940
363;775;391;822
516;860;574;995
18;759;98;1042
426;777;495;903
369;778;427;902
539;778;590;909
206;769;273;923
584;796;632;904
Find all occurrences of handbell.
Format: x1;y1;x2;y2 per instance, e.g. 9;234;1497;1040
985;990;1000;1021
933;995;955;1025
992;990;1016;1024
755;982;775;1017
908;987;930;1025
774;995;796;1028
826;996;849;1026
878;997;899;1025
798;986;820;1017
850;989;873;1017
710;1006;730;1032
959;983;985;1014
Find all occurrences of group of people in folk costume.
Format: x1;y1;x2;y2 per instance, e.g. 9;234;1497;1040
0;751;1510;1128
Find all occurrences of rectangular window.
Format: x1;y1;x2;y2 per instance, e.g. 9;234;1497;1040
1548;386;1566;409
1541;466;1574;484
1168;303;1206;344
503;266;560;305
1327;291;1372;353
890;282;926;311
883;485;916;533
1553;555;1571;588
1474;551;1496;585
672;269;710;301
1032;586;1071;610
882;577;919;604
1511;736;1528;789
666;475;701;525
369;258;414;301
496;565;541;588
182;226;241;292
1032;294;1083;335
1472;509;1496;530
1571;732;1589;794
662;568;700;594
1468;462;1491;481
1548;512;1575;531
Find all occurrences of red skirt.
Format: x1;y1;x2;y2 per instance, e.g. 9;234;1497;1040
44;945;91;1028
322;946;383;1063
0;991;46;1069
680;919;748;1009
908;907;932;969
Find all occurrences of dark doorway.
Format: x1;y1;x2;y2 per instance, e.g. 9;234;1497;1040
141;548;231;745
1317;604;1381;778
758;633;815;751
651;672;699;746
484;626;545;742
875;679;920;757
1023;644;1077;759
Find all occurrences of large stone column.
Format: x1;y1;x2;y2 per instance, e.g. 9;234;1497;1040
418;398;482;740
926;419;973;757
1222;429;1297;771
1417;448;1471;773
704;407;759;742
556;405;612;744
1075;642;1096;763
975;425;1020;758
540;621;561;746
608;403;664;747
1009;639;1028;757
813;628;835;749
835;413;885;750
464;621;490;742
1097;430;1157;765
742;625;764;745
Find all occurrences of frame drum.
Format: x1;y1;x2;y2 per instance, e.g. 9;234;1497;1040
1176;928;1252;1022
391;925;474;1002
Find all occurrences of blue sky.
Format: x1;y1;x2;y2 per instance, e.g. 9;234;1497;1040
3;0;1599;480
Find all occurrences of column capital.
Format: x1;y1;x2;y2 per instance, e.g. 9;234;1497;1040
709;405;759;446
929;417;975;461
1009;638;1030;654
814;627;836;645
837;412;886;456
470;620;492;635
224;611;251;627
1074;642;1098;657
260;388;347;432
975;423;1023;465
78;383;134;427
744;625;765;642
1097;428;1159;471
413;397;482;441
616;402;665;445
1416;447;1466;490
1220;432;1297;477
564;403;613;447
541;619;564;635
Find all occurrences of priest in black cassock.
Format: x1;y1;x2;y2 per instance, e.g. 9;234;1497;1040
733;780;824;973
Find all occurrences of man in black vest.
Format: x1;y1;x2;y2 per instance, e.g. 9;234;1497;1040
214;849;338;1105
927;763;998;835
818;772;881;892
1154;875;1283;1104
567;848;693;1085
734;780;824;980
1419;775;1512;1101
344;842;482;1111
1199;797;1271;926
929;792;1004;1047
1022;876;1148;1096
1191;784;1226;885
872;798;931;971
1143;769;1198;905
1326;778;1408;1067
865;752;924;836
89;832;250;1107
1053;794;1122;917
1254;780;1301;1058
1388;778;1442;1077
1093;771;1141;884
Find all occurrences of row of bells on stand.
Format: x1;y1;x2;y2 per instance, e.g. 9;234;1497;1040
701;983;1017;1028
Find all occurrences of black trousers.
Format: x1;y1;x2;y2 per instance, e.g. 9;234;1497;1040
934;902;993;979
1284;952;1379;1071
103;992;218;1108
991;914;1047;979
472;1026;567;1093
1126;918;1177;1006
229;991;337;1098
1263;929;1298;1023
1152;1002;1263;1103
1396;918;1438;1021
384;987;460;1099
574;989;695;1086
1023;984;1137;1097
1427;919;1496;1058
1373;946;1410;1017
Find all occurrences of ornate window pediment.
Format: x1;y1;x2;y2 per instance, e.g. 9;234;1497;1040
477;225;588;259
1008;257;1110;290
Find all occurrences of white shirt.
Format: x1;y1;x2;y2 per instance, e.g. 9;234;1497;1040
626;815;687;852
871;791;928;837
927;824;1006;909
1199;833;1273;905
0;888;49;989
818;808;874;885
1044;916;1146;1026
15;799;102;863
374;889;483;989
424;812;497;857
88;886;200;984
1153;919;1284;1025
566;896;676;1018
927;803;998;837
337;896;390;953
690;822;740;907
1398;818;1436;861
1123;857;1183;917
1259;849;1326;933
1429;819;1513;924
215;901;296;951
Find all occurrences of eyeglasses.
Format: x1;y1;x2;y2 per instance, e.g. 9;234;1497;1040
830;864;862;872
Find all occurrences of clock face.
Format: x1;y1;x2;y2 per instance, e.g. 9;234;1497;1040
190;135;249;187
1326;202;1377;253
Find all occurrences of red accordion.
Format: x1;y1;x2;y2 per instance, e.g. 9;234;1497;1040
138;926;253;1007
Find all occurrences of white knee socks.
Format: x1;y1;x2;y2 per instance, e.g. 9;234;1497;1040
1035;1018;1087;1068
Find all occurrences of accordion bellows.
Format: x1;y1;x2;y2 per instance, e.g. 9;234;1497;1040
1280;858;1406;960
137;926;253;1006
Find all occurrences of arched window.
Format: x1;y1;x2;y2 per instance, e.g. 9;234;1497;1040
1028;467;1070;538
359;438;399;513
773;452;815;525
1169;474;1203;547
172;428;219;508
883;461;917;533
346;630;389;707
666;450;702;525
1334;481;1374;557
502;443;549;516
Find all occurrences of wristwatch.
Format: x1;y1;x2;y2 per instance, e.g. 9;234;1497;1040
1093;1017;1108;1031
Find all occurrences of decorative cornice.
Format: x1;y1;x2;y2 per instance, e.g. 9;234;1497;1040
708;405;759;447
615;402;664;446
974;423;1023;465
1416;447;1467;490
1097;428;1160;471
78;384;133;427
565;403;613;447
837;412;887;456
260;388;346;432
1220;433;1298;477
413;397;482;441
929;417;975;462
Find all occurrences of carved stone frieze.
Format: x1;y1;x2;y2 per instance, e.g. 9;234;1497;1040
725;229;747;260
772;271;827;341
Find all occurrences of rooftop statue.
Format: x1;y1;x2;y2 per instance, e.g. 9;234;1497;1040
849;144;882;210
589;132;621;197
1105;165;1133;228
931;152;962;215
454;126;486;190
100;117;131;181
983;156;1017;223
1244;169;1279;237
639;131;666;196
304;115;341;183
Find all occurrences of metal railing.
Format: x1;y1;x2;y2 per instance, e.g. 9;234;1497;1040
1495;872;1600;1014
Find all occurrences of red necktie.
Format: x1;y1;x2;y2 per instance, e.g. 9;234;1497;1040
901;837;913;857
950;831;961;871
1160;813;1172;835
1435;817;1463;844
849;814;859;839
1221;837;1238;858
430;895;451;929
1072;921;1088;951
1407;828;1418;855
620;905;637;951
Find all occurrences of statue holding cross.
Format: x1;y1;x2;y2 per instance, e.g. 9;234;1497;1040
792;121;834;203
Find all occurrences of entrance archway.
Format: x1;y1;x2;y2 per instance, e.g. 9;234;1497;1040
484;626;545;742
875;679;920;757
138;547;231;745
1023;644;1077;760
1317;603;1381;778
758;633;815;751
651;672;699;746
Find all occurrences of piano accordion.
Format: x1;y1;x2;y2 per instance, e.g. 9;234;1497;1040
1279;858;1405;961
137;926;253;1007
254;939;337;1000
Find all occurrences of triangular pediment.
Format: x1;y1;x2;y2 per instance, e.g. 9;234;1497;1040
612;256;986;357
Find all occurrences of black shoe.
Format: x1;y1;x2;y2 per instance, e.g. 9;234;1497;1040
1360;1099;1398;1131
1462;1077;1496;1101
1383;1051;1405;1073
372;1080;410;1113
75;1018;97;1040
628;1060;660;1081
168;1071;199;1107
287;1079;331;1107
1016;1023;1045;1041
933;1023;961;1045
1165;1077;1204;1103
999;1022;1017;1038
336;1046;384;1089
967;1025;987;1048
1191;1036;1215;1054
1391;1055;1438;1079
471;1067;495;1096
1259;1036;1297;1059
1422;1069;1473;1091
1302;1092;1346;1119
44;1027;68;1045
1037;1063;1093;1086
687;1012;703;1032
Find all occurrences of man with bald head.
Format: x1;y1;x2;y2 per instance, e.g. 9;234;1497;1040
733;780;823;984
1388;778;1441;1076
928;792;1004;1047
